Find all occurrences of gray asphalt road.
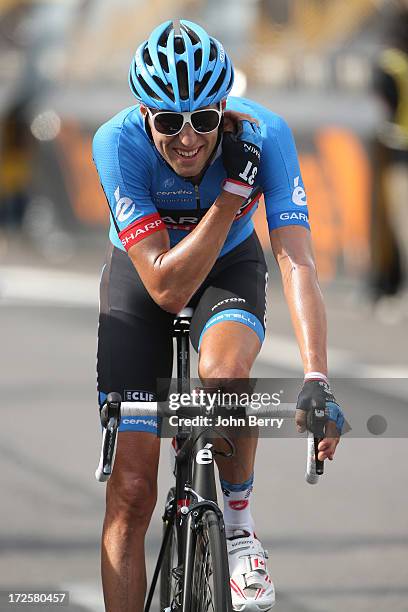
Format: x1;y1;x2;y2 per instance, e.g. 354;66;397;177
1;279;407;611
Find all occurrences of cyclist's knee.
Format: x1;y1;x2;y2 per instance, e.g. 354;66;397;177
106;474;157;527
199;355;250;382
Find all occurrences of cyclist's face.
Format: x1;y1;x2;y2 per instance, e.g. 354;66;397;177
142;105;220;178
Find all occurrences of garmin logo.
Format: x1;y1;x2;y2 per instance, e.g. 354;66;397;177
156;189;193;197
162;215;198;225
280;211;309;223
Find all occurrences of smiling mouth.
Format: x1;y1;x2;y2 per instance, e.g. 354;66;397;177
174;147;202;160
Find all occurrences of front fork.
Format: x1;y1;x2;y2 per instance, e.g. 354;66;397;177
181;498;226;612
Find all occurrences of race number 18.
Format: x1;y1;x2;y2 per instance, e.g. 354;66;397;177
239;161;258;185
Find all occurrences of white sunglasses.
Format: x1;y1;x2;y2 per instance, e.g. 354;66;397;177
147;105;223;136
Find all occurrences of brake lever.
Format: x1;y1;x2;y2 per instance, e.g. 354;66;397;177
95;392;122;482
308;407;327;476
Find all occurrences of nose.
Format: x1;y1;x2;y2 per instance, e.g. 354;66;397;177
177;122;198;147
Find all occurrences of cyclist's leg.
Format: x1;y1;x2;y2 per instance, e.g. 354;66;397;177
198;321;261;483
102;432;160;612
189;232;268;484
190;234;275;610
97;245;174;612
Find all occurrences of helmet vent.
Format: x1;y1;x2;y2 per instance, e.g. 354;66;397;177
176;61;189;100
226;71;234;91
158;24;172;47
129;73;140;97
143;48;153;67
152;75;175;102
138;75;161;101
174;36;185;54
194;71;211;99
158;51;169;73
183;25;200;45
208;67;226;97
209;41;217;61
194;48;202;71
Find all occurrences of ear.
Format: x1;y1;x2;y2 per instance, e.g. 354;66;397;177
221;99;227;110
140;105;148;117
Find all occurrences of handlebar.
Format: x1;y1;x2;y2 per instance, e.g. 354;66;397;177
95;393;324;484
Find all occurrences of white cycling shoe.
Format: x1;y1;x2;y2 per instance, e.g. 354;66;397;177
227;529;275;611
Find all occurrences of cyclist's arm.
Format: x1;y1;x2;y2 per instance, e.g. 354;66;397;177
270;225;328;375
258;112;326;373
128;191;245;314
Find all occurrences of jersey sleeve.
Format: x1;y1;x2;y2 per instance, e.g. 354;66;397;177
92;118;166;251
259;114;310;232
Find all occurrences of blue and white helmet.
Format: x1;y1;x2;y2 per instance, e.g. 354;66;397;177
128;20;234;111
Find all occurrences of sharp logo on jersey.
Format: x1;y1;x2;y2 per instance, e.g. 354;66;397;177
119;213;165;251
280;211;309;223
114;186;135;222
292;176;307;206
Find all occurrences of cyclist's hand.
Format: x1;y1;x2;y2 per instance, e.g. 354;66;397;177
222;112;262;197
223;110;260;133
295;379;345;461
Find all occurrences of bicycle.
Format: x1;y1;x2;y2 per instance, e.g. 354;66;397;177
95;307;325;612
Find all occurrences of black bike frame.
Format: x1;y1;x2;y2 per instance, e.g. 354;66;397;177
144;312;227;612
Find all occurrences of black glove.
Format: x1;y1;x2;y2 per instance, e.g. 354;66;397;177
296;379;344;437
222;120;262;198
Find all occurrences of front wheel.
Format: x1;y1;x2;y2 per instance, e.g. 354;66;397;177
184;509;232;612
160;487;178;611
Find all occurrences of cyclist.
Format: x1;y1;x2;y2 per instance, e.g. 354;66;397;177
92;19;345;612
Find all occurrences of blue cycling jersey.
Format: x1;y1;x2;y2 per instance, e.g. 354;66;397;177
92;96;309;256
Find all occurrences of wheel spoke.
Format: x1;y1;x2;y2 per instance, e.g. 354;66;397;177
192;523;216;612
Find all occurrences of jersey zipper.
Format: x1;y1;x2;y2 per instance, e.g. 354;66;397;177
194;184;201;211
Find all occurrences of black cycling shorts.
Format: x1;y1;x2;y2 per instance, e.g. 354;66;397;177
97;232;268;433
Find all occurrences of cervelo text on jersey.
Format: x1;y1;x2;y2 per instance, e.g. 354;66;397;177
92;97;310;258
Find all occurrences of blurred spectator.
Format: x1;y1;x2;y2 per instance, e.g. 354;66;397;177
373;0;408;321
0;95;33;228
0;2;33;229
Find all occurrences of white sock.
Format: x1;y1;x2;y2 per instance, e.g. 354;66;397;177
220;474;255;538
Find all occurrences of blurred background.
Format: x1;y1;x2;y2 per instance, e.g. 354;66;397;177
1;1;407;611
